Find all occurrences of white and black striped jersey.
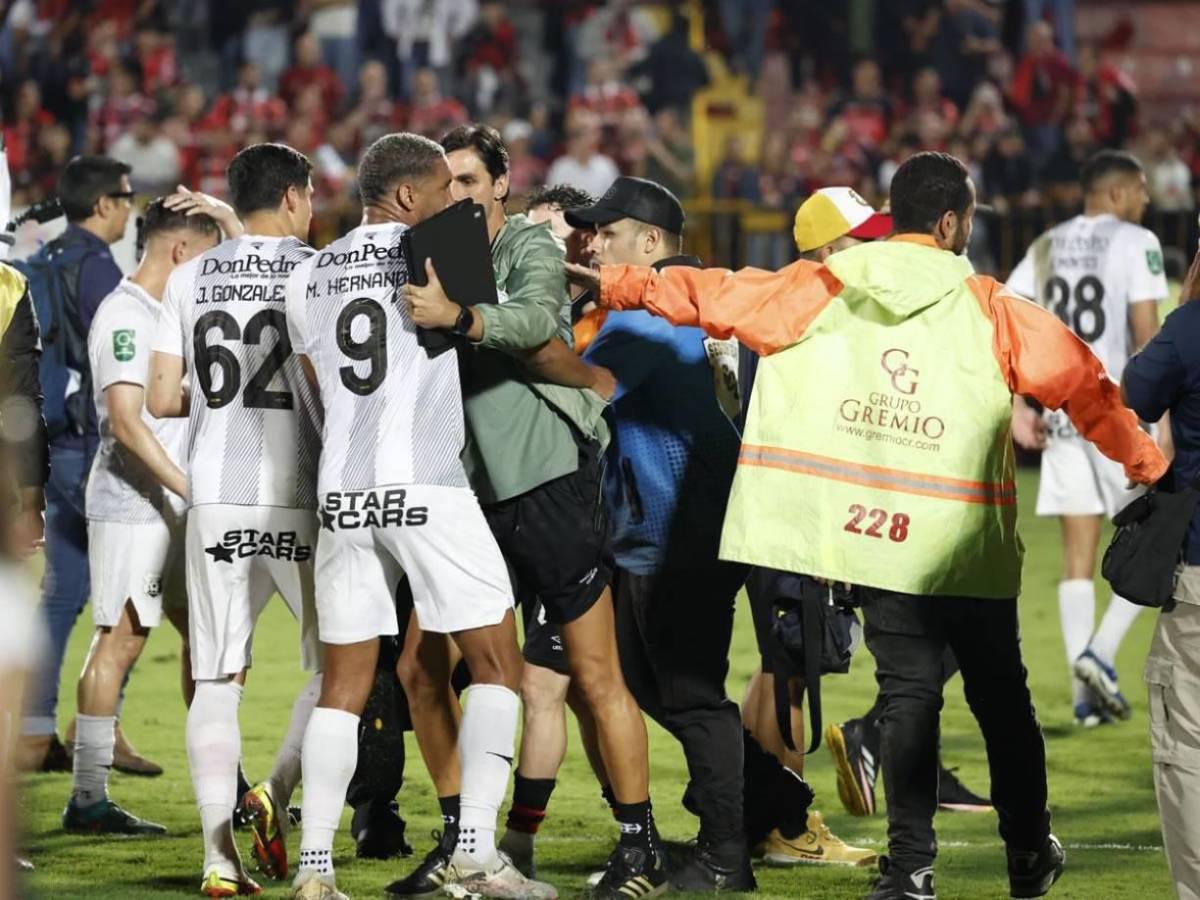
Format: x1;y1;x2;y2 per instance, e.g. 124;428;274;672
152;235;321;509
285;222;469;495
87;279;187;523
1008;214;1169;381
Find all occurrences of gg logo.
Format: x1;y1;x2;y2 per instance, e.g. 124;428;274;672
880;348;919;396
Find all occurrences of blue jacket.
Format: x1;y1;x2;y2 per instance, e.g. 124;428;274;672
1123;301;1200;563
583;255;740;575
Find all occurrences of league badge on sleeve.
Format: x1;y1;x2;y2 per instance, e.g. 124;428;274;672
1147;249;1164;275
113;329;136;362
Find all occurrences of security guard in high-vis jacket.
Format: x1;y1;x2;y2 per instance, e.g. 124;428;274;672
571;152;1167;900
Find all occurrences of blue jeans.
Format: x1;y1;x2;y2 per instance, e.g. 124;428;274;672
23;443;93;736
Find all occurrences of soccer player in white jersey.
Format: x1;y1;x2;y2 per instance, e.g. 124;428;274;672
147;144;324;898
1009;149;1168;726
284;133;556;900
62;196;234;837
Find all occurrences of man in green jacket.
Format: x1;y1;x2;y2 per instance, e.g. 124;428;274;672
399;125;667;900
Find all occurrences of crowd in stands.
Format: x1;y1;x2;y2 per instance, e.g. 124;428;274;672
0;0;1197;247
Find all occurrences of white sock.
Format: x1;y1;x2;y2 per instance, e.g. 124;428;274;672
71;714;115;807
187;680;244;878
268;672;322;809
456;684;519;868
298;706;360;877
1059;579;1096;706
1090;594;1142;667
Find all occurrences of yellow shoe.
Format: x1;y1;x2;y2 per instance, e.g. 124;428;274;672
200;869;263;896
761;811;877;867
242;783;287;879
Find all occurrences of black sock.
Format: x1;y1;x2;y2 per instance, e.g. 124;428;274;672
613;799;654;849
506;775;556;834
438;794;461;843
601;784;616;811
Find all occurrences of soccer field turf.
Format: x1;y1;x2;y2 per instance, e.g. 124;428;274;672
19;468;1173;900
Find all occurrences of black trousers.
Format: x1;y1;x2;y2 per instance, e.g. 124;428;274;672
860;590;1051;871
615;561;747;845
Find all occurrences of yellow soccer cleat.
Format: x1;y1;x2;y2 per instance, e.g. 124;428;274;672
761;811;877;867
242;783;288;879
200;869;263;896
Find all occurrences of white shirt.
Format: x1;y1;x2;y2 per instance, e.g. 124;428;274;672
87;279;187;523
546;153;621;200
286;222;469;496
1008;213;1169;380
152;235;320;509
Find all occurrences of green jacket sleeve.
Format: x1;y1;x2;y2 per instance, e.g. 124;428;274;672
475;226;567;351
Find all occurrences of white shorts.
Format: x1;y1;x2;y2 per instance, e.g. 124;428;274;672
315;484;513;642
186;504;321;679
88;518;186;629
1035;412;1140;518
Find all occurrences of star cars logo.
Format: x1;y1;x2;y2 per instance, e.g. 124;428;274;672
320;488;429;531
880;348;919;396
204;529;312;563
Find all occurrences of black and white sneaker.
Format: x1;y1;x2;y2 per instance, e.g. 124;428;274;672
866;856;936;900
588;843;669;899
937;768;992;813
384;830;457;898
1008;834;1065;899
825;717;880;817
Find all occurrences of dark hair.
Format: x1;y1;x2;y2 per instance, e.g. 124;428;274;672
136;197;221;257
440;124;510;182
1081;149;1143;193
226;143;313;217
357;133;445;205
889;151;972;234
525;184;595;212
57;156;132;222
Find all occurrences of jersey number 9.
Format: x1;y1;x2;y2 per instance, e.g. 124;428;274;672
336;298;388;396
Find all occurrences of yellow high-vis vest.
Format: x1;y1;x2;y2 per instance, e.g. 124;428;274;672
719;241;1023;598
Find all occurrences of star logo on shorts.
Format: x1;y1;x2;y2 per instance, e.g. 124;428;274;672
320;509;336;531
205;543;235;563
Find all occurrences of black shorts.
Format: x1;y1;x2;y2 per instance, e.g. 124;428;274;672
484;452;612;631
518;590;570;674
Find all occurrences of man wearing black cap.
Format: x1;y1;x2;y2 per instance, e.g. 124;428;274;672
571;177;754;890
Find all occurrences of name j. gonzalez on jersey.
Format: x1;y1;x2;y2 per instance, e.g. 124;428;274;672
319;488;430;530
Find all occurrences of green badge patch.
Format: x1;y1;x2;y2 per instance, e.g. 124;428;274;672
1147;249;1164;275
112;329;136;362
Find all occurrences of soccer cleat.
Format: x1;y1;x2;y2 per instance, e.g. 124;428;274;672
385;830;457;898
866;856;936;900
762;811;876;867
1073;649;1132;720
1008;834;1065;898
669;838;756;892
937;768;992;813
242;783;288;879
200;869;263;897
588;843;668;899
497;828;536;878
292;871;349;900
354;801;414;860
825;718;880;817
449;851;558;899
62;796;167;835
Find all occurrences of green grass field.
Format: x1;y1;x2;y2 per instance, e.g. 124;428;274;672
18;468;1174;900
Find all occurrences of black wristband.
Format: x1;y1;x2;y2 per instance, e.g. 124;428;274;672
452;304;474;336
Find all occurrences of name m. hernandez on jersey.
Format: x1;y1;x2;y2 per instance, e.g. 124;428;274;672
285;222;469;497
152;235;321;509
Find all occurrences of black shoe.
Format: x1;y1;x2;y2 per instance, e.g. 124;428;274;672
826;717;881;817
61;797;167;836
937;767;992;813
590;843;668;899
1008;834;1065;899
866;856;936;900
384;829;457;898
670;838;756;893
41;736;72;774
354;801;414;860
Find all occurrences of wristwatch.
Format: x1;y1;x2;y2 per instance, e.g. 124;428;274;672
452;305;474;336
